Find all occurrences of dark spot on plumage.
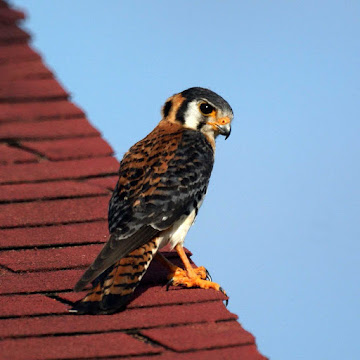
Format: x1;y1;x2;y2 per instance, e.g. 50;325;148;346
132;261;148;269
132;158;145;163
142;182;151;192
144;249;155;256
118;192;127;201
193;200;199;216
171;157;185;165
162;100;172;118
160;178;176;187
181;177;190;186
122;182;132;191
188;152;200;162
147;153;160;162
197;121;206;130
157;131;181;140
175;99;190;124
128;168;144;180
128;179;140;188
152;160;162;167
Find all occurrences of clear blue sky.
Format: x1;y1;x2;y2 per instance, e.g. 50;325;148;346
12;1;360;358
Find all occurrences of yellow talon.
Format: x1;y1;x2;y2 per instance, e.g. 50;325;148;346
167;266;207;281
167;266;222;292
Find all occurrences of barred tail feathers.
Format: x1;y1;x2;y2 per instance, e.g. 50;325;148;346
71;237;161;314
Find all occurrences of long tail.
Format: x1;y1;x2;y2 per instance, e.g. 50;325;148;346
70;237;161;314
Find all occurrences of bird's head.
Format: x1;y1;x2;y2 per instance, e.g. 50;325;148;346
161;87;233;140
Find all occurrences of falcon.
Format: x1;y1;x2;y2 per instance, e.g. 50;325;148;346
71;87;233;314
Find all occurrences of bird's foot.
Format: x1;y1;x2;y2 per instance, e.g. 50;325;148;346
166;266;227;297
167;266;208;282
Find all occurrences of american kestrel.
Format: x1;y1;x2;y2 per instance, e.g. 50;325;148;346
71;87;233;314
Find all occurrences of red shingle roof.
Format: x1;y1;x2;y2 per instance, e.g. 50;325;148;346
0;1;267;359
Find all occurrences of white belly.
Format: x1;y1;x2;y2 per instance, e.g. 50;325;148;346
158;208;197;250
158;196;204;250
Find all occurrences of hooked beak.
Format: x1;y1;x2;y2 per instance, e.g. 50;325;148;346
217;122;231;139
208;116;232;140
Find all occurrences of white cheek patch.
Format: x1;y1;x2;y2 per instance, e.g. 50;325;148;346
183;101;202;130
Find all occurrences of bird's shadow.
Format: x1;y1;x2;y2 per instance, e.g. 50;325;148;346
65;248;194;315
124;249;191;308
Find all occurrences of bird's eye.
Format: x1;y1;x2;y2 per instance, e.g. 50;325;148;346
199;102;215;116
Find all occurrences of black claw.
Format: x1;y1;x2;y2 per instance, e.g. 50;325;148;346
219;287;229;307
165;278;173;291
205;269;212;282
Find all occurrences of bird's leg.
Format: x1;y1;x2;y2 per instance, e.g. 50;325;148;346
155;252;179;273
165;244;226;295
155;252;208;280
